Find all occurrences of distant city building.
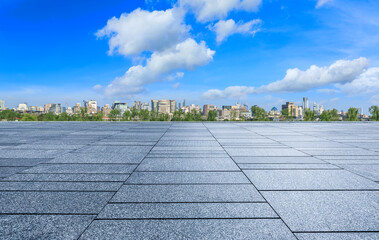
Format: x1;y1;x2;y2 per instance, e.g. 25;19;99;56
141;102;151;111
182;104;201;114
268;107;280;121
102;104;111;115
44;103;54;113
49;103;62;114
203;104;217;116
66;107;73;115
17;103;28;112
133;101;142;110
112;101;128;115
29;106;43;112
73;103;81;114
241;111;253;120
0;100;4;110
282;102;299;118
302;97;309;110
298;106;304;119
151;100;176;114
87;100;97;114
313;102;324;115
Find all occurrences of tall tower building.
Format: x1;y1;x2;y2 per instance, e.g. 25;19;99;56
0;100;4;110
170;100;176;113
151;100;158;112
302;97;309;110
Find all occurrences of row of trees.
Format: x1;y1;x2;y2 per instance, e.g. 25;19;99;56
1;105;379;121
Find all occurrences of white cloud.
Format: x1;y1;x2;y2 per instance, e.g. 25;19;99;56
92;84;103;91
96;8;189;56
317;88;340;94
370;94;379;105
212;19;261;42
179;0;262;22
336;67;379;95
172;82;181;89
255;57;369;93
202;57;370;99
105;38;215;96
316;0;333;9
203;86;255;99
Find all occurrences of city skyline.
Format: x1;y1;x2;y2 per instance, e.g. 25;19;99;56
1;0;379;112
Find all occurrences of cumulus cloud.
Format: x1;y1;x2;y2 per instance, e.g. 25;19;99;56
92;84;103;91
96;8;189;56
203;86;255;99
202;58;370;99
179;0;262;22
336;67;379;95
316;0;333;8
255;57;369;93
212;19;261;42
105;38;215;96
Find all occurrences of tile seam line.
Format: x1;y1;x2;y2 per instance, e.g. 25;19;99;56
281;125;379;183
76;122;172;240
203;122;299;240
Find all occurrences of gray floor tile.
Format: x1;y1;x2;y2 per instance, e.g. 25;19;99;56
23;164;136;174
262;191;379;231
0;181;122;191
126;171;250;184
244;169;379;190
48;152;146;164
225;148;308;157
98;202;277;219
338;164;379;181
80;219;296;239
111;184;264;203
0;191;113;214
2;173;129;182
0;158;52;167
295;232;379;240
0;215;94;240
233;156;325;164
239;164;338;169
136;157;239;171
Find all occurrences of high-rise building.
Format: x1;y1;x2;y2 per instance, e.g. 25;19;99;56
17;103;28;111
151;100;158;112
302;97;309;110
203;104;217;116
157;100;170;114
133;101;142;110
49;104;62;114
0;100;4;110
87;100;97;114
112;101;128;115
102;104;111;115
170;100;176;113
141;102;151;111
282;102;299;118
73;103;81;113
66;107;73;115
44;103;53;113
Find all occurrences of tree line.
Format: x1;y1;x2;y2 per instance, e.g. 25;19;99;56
1;105;379;122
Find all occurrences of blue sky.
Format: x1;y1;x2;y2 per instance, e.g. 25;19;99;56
1;0;379;113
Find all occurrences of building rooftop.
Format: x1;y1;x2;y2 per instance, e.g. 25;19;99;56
0;122;378;239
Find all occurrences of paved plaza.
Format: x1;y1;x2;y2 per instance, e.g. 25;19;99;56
0;122;378;239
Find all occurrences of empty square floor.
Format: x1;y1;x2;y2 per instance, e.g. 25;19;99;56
0;122;378;239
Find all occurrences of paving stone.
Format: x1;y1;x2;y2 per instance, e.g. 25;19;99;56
233;156;324;164
111;184;264;203
5;144;86;150
23;164;136;174
136;157;239;171
0;191;114;214
0;150;69;158
225;148;308;157
147;152;229;158
244;169;379;190
126;172;250;184
0;181;122;191
48;152;146;164
0;215;95;240
297;148;379;156
97;202;277;219
0;167;30;178
295;232;379;240
0;158;52;167
338;164;379;181
80;219;296;239
2;173;129;182
262;191;379;232
239;164;338;169
75;145;152;153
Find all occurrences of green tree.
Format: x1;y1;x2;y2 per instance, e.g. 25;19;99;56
122;111;132;121
57;112;71;121
171;110;183;121
20;113;37;121
281;108;290;120
230;110;238;121
91;112;103;121
319;109;339;121
369;105;379;121
207;110;218;121
346;107;359;121
131;108;139;120
109;109;120;121
304;109;316;121
0;110;21;121
138;109;150;121
251;105;268;121
149;111;159;121
43;112;57;121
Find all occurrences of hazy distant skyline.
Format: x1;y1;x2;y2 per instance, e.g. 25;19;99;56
1;0;379;112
